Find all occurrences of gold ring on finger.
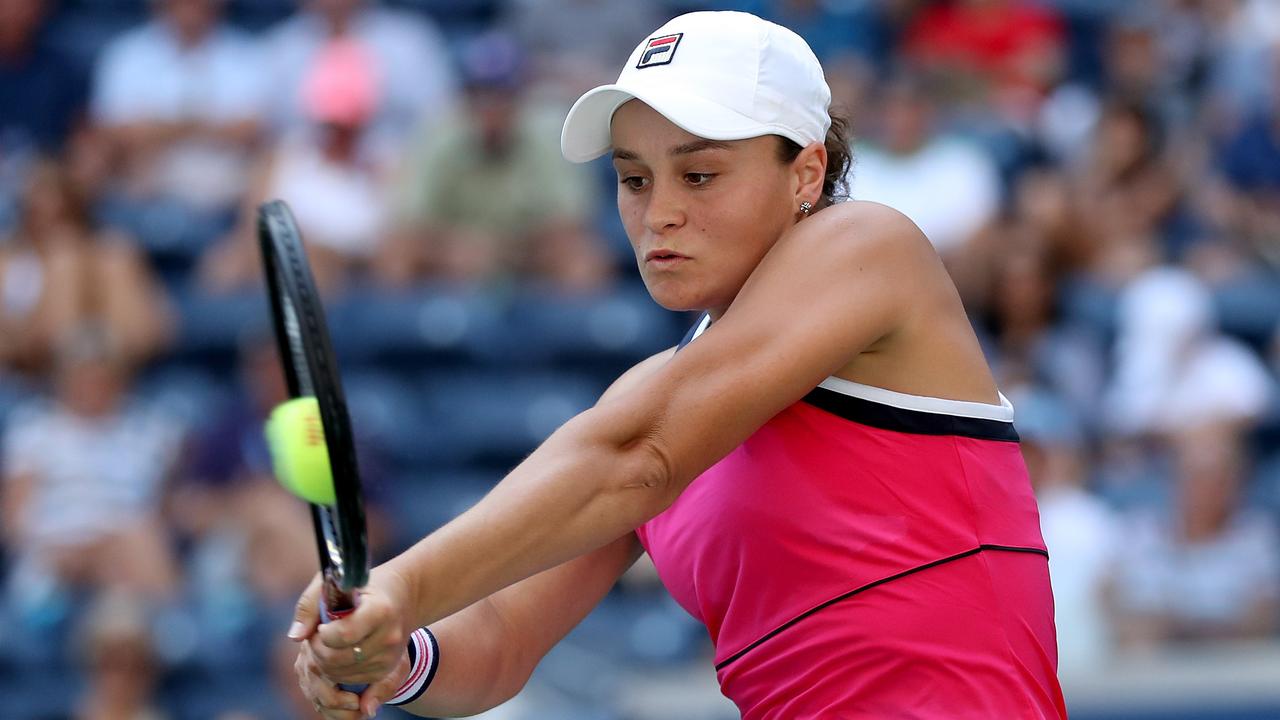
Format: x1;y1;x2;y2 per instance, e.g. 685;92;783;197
352;644;365;663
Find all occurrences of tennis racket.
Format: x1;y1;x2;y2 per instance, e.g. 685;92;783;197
258;200;369;689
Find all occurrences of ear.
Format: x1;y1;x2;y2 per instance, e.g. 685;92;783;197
791;142;827;209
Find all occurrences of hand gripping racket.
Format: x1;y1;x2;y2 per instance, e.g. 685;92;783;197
258;200;369;691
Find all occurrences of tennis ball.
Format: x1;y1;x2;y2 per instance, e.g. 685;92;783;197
265;397;336;506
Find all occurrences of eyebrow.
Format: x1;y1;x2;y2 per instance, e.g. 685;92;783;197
671;139;733;155
612;139;734;162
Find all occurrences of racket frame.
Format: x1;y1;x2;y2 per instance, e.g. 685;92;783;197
258;200;370;612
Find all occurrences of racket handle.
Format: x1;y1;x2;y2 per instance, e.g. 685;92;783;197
320;599;369;695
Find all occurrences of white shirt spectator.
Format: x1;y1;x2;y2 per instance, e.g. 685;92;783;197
1104;267;1275;434
263;6;457;164
849;136;1001;254
3;399;184;549
1039;485;1119;677
267;133;387;258
1116;509;1280;627
92;22;267;209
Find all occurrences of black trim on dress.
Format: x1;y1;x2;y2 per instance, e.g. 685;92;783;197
802;386;1021;442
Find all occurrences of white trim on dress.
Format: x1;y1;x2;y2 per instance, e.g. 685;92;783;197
690;315;1015;422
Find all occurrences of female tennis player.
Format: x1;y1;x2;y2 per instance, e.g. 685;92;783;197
290;11;1066;719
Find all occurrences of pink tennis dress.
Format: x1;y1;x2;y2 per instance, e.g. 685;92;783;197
636;316;1068;719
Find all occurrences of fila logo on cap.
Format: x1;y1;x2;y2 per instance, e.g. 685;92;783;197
637;33;682;69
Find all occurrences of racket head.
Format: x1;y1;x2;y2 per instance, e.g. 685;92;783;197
258;200;369;603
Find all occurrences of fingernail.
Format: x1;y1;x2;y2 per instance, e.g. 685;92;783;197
287;621;306;639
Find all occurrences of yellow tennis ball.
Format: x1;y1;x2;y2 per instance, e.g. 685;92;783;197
265;397;336;506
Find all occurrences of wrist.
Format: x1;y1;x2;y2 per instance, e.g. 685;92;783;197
384;627;439;706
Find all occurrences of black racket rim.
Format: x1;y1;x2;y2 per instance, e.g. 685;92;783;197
258;200;369;600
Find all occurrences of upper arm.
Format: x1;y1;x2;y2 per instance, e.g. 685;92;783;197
591;202;933;502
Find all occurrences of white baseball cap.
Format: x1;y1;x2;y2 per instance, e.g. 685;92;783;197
560;11;832;163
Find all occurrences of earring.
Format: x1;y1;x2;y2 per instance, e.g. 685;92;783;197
799;201;813;216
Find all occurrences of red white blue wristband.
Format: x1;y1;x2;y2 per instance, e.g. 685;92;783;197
385;627;439;707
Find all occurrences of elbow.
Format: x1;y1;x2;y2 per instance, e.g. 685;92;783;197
560;404;682;524
610;432;681;522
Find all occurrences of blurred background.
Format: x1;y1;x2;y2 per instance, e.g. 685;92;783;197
1;0;1279;718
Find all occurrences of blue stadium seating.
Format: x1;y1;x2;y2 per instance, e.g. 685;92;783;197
414;368;604;470
503;284;686;376
330;284;507;371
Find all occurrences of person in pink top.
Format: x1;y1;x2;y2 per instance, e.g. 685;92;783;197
287;10;1067;720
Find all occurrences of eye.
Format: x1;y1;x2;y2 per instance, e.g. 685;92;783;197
620;175;649;191
685;172;716;186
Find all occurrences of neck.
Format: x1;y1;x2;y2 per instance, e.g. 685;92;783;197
327;13;355;36
170;24;210;51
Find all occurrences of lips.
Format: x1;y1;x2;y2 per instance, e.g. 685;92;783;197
645;248;689;262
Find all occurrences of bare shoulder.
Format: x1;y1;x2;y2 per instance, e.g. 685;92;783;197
749;200;942;308
598;346;678;404
787;200;936;265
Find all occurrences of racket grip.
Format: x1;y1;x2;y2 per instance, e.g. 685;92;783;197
320;599;369;695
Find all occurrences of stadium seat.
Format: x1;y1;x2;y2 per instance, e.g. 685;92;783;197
385;470;503;547
1214;272;1280;354
330;285;506;371
135;365;233;430
414;368;605;470
342;370;449;472
172;290;269;368
503;285;686;376
383;0;500;32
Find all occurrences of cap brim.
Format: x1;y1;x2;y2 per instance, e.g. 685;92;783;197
561;82;774;163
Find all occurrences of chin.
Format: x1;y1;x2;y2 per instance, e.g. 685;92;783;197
641;276;707;313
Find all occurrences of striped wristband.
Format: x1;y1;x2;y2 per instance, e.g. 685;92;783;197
385;627;440;707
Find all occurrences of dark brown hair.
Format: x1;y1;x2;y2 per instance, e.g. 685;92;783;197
775;109;853;209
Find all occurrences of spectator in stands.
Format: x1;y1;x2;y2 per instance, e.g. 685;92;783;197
848;73;1001;260
1215;78;1280;252
1113;425;1280;646
0;0;87;154
379;32;611;291
761;0;883;67
263;0;457;164
1070;100;1182;280
979;242;1103;424
201;38;393;293
1012;385;1118;676
1102;267;1273;437
0;0;89;232
955;167;1093;305
0;157;173;373
74;591;167;720
91;0;267;255
503;0;662;101
902;0;1065;125
1203;0;1280;126
2;325;184;623
1099;6;1195;132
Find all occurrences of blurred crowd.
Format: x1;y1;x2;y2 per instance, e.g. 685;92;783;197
0;0;1279;718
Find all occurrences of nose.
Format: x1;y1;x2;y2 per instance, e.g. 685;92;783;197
642;179;685;236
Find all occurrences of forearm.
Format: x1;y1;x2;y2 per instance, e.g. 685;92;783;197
399;533;643;716
385;405;668;632
398;599;523;717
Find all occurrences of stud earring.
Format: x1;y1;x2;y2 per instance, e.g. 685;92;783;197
799;201;813;216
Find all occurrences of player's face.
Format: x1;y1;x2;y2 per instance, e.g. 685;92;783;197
611;100;799;314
